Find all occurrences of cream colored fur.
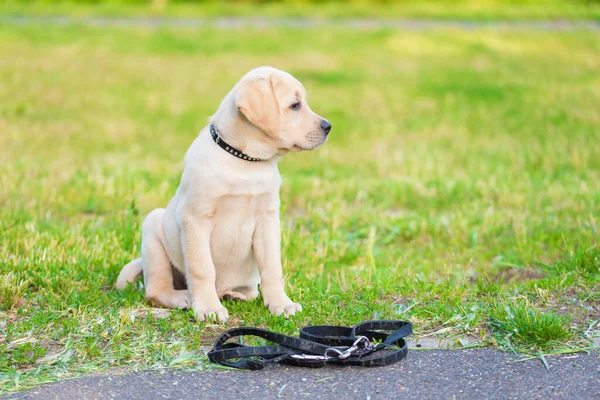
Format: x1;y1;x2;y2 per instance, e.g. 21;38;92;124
116;67;330;322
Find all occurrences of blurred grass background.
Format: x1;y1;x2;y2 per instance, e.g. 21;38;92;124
1;0;600;393
2;0;600;19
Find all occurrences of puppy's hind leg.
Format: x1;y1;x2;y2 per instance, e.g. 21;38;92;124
218;286;259;302
218;290;248;302
142;208;191;309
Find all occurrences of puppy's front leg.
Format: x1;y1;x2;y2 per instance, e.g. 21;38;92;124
180;217;229;323
254;213;302;317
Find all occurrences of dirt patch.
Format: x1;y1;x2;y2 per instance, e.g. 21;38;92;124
541;288;600;329
128;308;173;321
473;267;547;285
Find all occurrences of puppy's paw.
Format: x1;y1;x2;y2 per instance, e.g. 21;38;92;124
193;302;229;323
171;291;192;310
267;301;302;318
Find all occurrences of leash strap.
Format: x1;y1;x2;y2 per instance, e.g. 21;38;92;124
207;320;412;370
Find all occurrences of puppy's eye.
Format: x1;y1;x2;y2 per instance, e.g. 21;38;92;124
290;102;301;111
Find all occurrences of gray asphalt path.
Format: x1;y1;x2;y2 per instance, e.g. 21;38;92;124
1;15;599;30
6;349;600;400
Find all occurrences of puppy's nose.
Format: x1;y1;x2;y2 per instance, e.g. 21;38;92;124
320;120;332;135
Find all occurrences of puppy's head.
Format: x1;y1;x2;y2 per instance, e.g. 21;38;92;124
235;67;331;152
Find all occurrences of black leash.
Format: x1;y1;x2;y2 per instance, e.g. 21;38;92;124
208;320;412;370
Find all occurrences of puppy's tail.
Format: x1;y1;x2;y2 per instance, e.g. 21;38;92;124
115;258;143;290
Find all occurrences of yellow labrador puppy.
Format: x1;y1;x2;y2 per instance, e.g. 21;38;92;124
116;66;331;323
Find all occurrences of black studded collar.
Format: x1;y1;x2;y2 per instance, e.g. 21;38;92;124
210;124;265;162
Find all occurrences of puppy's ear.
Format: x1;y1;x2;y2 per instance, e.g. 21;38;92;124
235;76;281;136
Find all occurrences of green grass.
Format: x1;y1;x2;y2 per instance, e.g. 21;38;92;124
489;300;574;352
1;19;600;393
2;0;600;20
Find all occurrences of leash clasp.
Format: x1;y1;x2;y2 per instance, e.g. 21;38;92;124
211;124;220;144
290;336;372;362
289;354;328;361
329;336;372;360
